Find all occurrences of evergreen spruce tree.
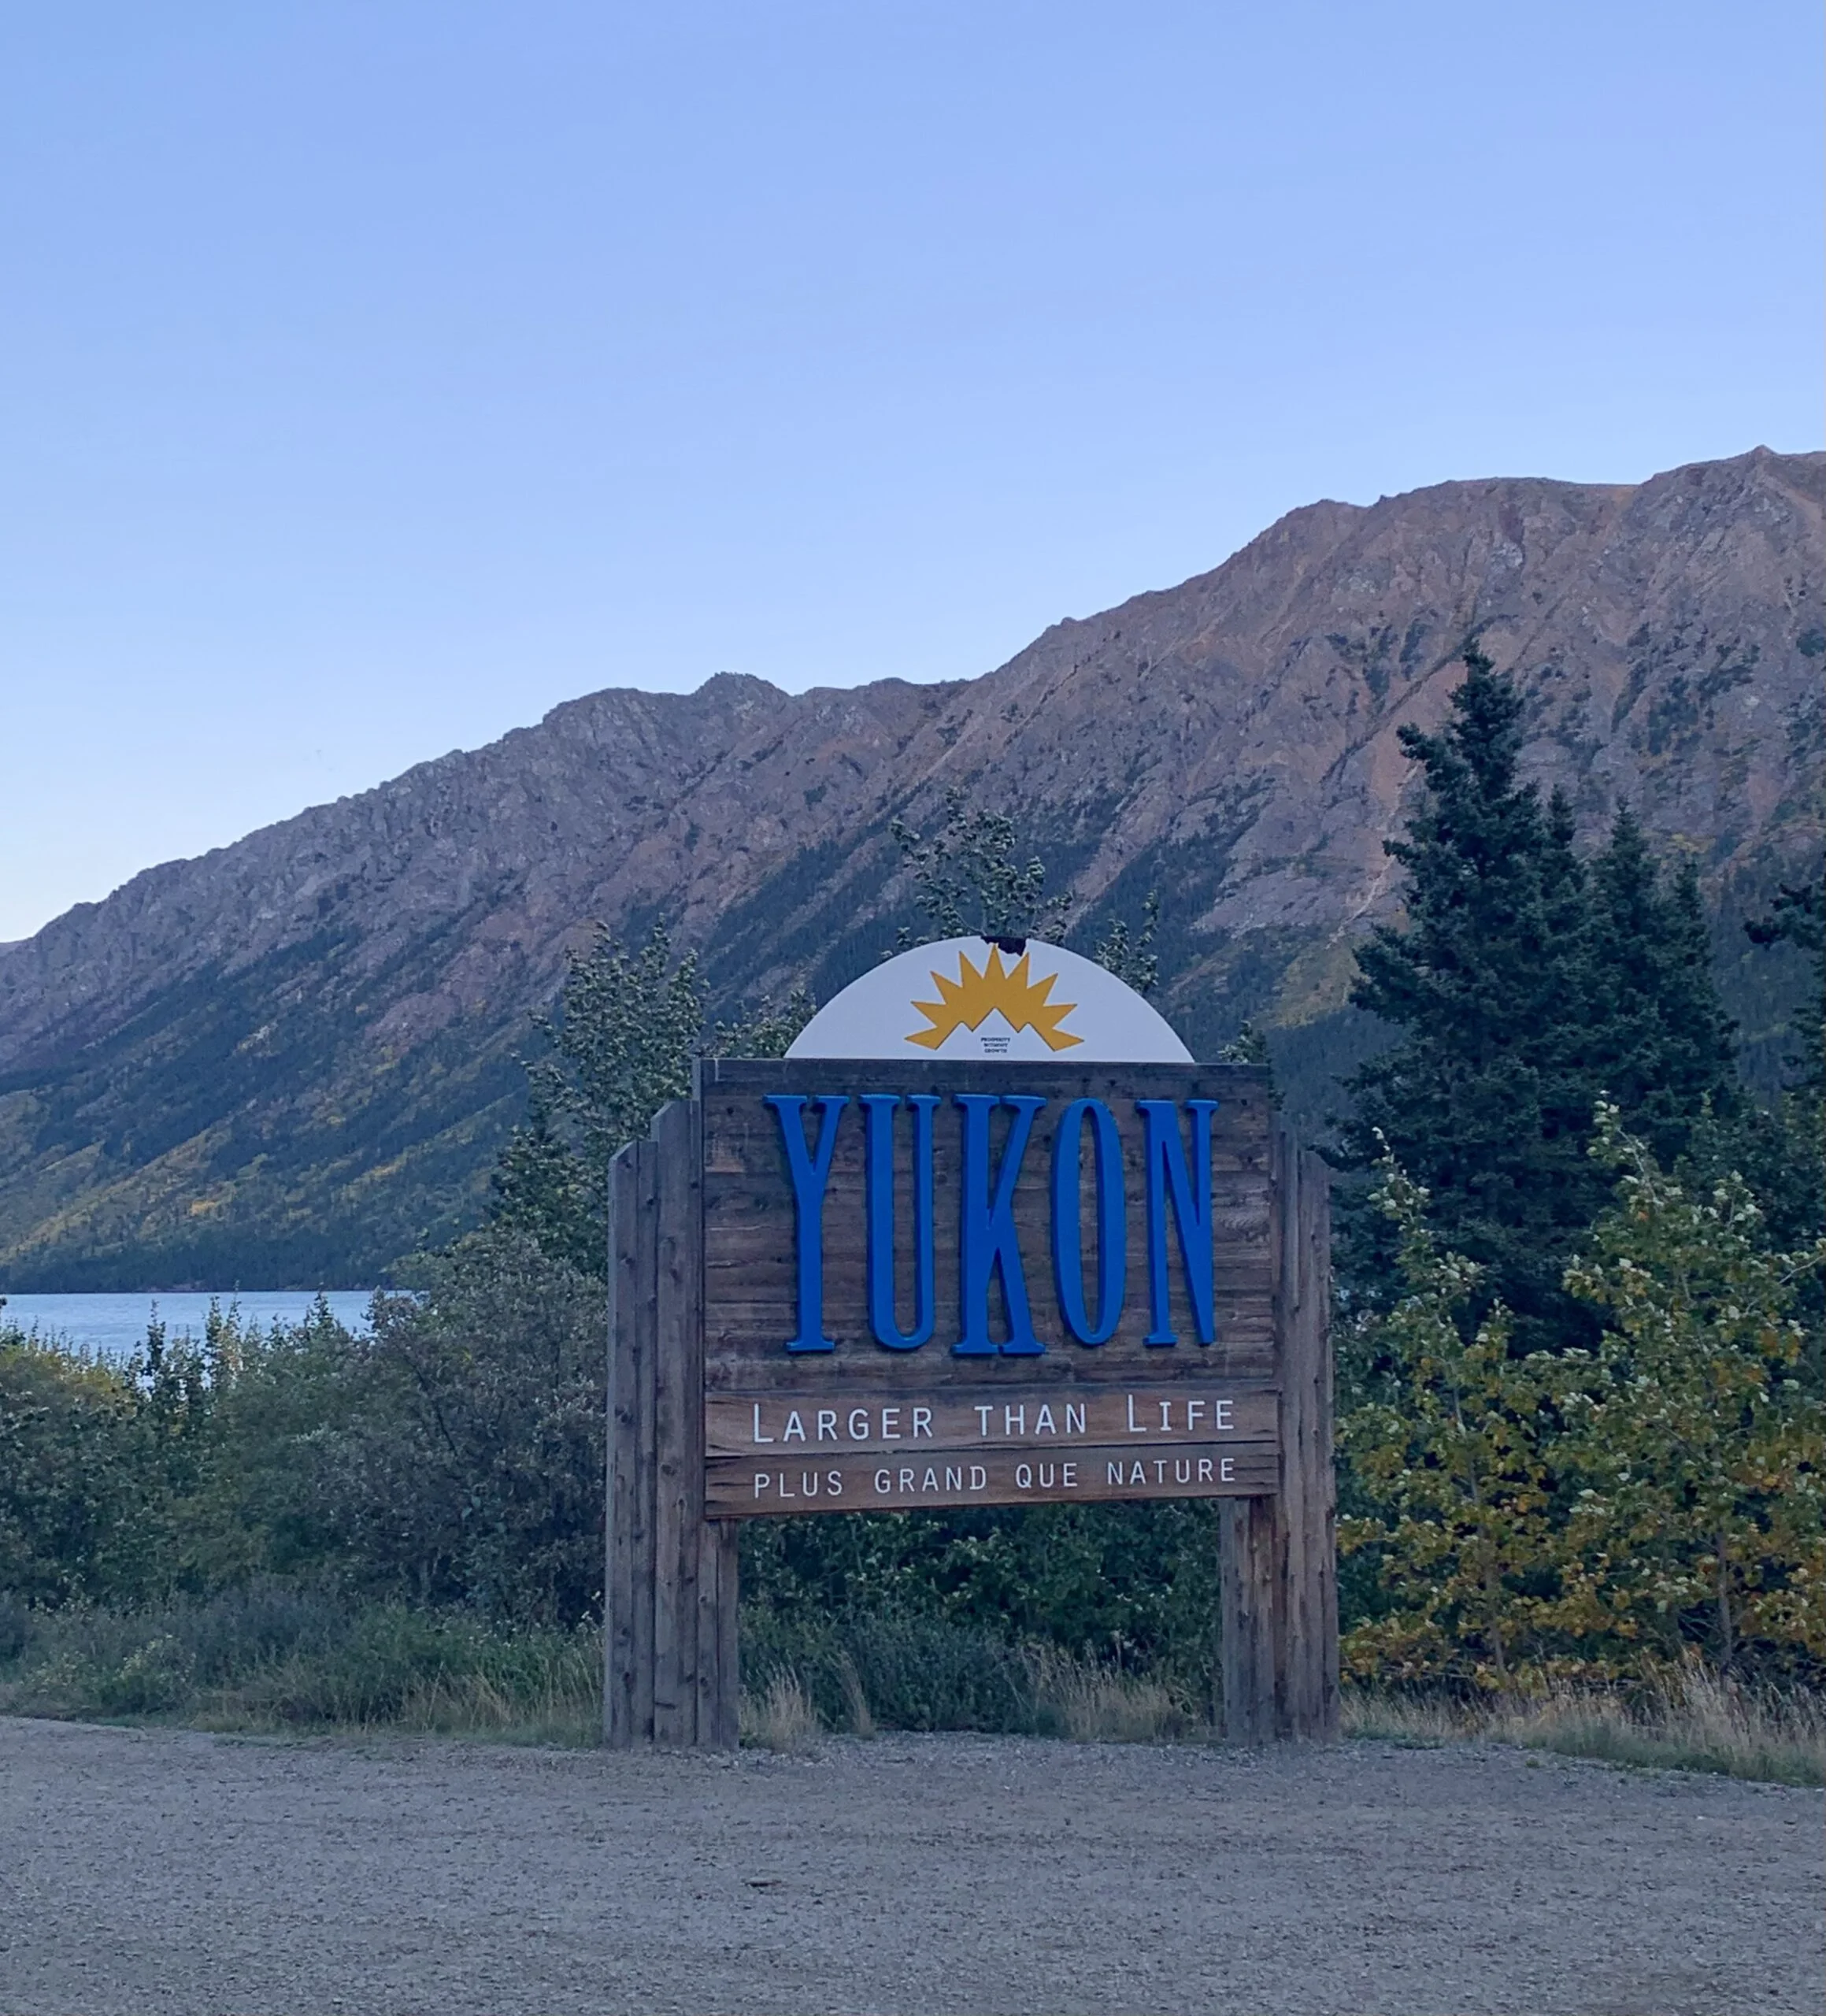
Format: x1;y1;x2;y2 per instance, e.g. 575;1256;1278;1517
1743;876;1826;1373
486;1099;600;1276
1339;647;1607;1350
1746;877;1824;1094
1582;806;1739;1168
1683;876;1826;1347
1339;652;1756;1354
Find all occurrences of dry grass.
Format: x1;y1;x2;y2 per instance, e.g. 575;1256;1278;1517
739;1642;1209;1748
1026;1648;1203;1744
740;1670;822;1751
836;1652;875;1738
0;1594;605;1745
1343;1666;1826;1788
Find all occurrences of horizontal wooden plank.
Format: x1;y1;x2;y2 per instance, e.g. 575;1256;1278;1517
698;1057;1276;1117
703;1351;1280;1395
707;1384;1277;1457
707;1439;1280;1517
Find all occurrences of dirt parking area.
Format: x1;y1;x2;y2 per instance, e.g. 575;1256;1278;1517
0;1716;1818;2016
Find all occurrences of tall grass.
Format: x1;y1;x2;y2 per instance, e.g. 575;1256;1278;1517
0;1588;1201;1751
1343;1666;1826;1788
0;1585;599;1744
740;1671;823;1752
8;1587;1817;1781
737;1605;1206;1746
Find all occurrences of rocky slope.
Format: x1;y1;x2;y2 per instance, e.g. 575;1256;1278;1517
2;447;1819;1287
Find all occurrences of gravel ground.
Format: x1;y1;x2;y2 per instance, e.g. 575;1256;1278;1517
0;1716;1819;2016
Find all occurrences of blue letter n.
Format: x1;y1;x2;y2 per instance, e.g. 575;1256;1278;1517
1136;1098;1219;1346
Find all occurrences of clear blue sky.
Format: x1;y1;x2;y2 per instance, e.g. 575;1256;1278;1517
2;2;1820;941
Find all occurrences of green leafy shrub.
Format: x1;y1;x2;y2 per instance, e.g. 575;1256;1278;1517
1552;1106;1826;1674
1341;1113;1826;1690
0;1587;599;1736
0;1329;157;1605
94;1635;195;1714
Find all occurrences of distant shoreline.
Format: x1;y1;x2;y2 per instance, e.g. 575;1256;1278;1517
3;1289;380;1358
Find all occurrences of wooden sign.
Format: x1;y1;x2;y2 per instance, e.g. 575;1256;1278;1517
699;1060;1276;1515
604;995;1335;1750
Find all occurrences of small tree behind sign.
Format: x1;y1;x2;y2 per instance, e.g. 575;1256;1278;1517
604;939;1336;1747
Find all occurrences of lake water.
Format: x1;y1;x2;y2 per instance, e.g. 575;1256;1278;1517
1;1291;378;1358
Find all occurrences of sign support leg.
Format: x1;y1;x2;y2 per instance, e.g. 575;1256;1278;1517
1220;1127;1338;1740
606;1102;740;1747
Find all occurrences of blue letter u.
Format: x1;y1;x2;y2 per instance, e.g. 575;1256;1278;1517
766;1094;848;1352
1051;1098;1126;1344
861;1094;938;1350
1136;1099;1219;1346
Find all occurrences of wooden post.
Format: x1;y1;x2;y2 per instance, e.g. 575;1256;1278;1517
604;1099;739;1747
1220;1122;1338;1740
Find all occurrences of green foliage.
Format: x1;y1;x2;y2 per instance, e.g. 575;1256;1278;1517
490;921;814;1274
1340;1115;1826;1690
312;1234;607;1624
1682;876;1824;1366
890;788;1075;943
0;1584;598;1738
713;981;819;1061
739;1495;1224;1713
1746;877;1824;1089
150;1299;366;1592
1553;1106;1826;1674
2;1263;606;1632
740;1604;1050;1734
1340;647;1744;1353
1582;808;1741;1166
530;924;704;1167
0;1299;358;1609
887;788;1162;997
1338;1162;1564;1688
1341;648;1601;1346
1087;891;1162;997
0;1325;153;1606
491;924;706;1272
1217;1020;1280;1105
1737;879;1824;1239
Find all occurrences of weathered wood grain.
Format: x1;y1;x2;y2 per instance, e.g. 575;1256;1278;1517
1280;1137;1339;1738
1219;1128;1337;1741
697;1517;739;1749
629;1138;659;1743
1220;1493;1281;1742
603;1140;642;1747
605;1107;738;1749
699;1059;1274;1392
650;1098;698;1744
604;1138;661;1747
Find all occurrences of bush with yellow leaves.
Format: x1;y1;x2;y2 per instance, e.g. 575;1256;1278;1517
1340;1106;1824;1690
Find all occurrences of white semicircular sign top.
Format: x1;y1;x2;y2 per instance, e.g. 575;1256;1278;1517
786;936;1192;1063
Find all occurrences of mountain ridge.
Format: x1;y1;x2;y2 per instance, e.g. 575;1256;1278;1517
2;447;1819;1288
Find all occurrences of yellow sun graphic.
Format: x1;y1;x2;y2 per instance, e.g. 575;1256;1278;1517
907;945;1083;1051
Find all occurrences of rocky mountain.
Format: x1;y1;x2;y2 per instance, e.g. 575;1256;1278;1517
2;447;1820;1288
